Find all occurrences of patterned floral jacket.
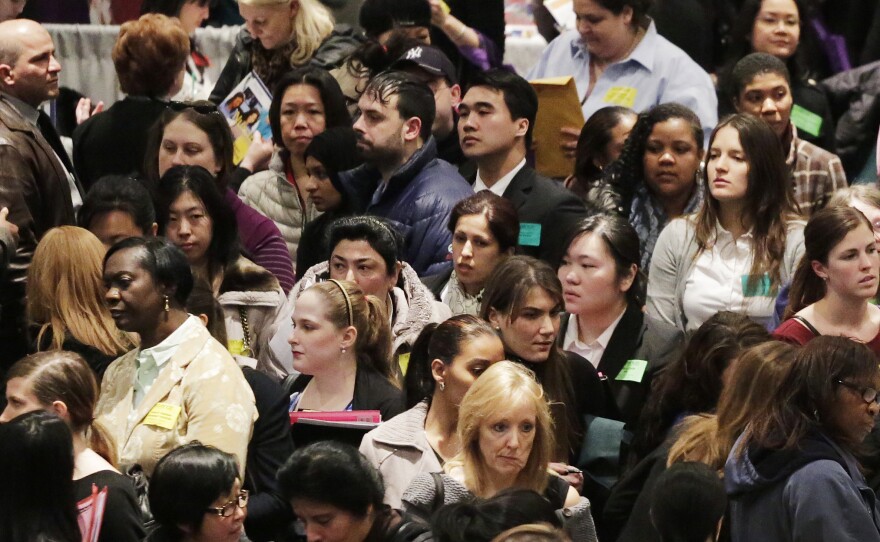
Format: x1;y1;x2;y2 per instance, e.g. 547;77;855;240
96;320;257;477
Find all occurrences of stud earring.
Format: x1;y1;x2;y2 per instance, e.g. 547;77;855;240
341;346;347;354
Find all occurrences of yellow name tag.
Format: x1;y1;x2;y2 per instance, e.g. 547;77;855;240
398;352;411;376
603;86;637;108
144;403;181;430
228;339;245;356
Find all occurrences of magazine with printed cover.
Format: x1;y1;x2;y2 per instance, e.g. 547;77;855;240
219;71;274;165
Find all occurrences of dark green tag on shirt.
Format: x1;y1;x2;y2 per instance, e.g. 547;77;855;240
791;104;823;138
742;274;772;297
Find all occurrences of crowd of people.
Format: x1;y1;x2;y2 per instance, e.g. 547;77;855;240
2;0;880;541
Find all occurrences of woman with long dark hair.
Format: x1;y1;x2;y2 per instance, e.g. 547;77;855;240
1;351;144;542
593;104;705;271
647;114;805;332
481;256;612;477
0;411;80;542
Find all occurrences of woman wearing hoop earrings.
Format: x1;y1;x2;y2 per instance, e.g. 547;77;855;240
96;237;257;478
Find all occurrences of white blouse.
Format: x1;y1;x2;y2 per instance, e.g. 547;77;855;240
681;226;776;331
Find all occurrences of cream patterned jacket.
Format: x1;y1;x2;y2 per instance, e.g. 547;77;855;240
96;321;258;478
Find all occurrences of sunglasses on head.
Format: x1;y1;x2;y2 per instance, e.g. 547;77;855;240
165;101;221;115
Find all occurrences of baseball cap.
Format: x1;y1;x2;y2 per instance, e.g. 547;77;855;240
392;44;457;84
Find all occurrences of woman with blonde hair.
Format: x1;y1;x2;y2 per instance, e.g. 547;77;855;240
1;351;144;541
402;361;598;542
26;226;133;379
210;0;358;103
828;185;880;243
287;279;404;434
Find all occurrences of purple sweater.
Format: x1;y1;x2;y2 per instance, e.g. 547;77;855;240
225;189;295;294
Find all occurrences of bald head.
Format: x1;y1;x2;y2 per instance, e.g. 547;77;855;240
0;19;60;106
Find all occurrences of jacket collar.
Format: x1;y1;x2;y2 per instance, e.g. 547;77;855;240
360;137;439;205
0;93;40;133
368;400;431;449
219;256;281;294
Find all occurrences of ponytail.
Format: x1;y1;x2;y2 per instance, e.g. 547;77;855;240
88;420;118;467
358;294;396;387
404;323;440;409
784;256;825;319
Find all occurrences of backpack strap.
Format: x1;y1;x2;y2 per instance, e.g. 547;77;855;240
792;315;821;336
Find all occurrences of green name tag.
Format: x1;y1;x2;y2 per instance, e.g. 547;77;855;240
519;223;542;247
616;359;648;383
790;104;823;138
742;274;772;298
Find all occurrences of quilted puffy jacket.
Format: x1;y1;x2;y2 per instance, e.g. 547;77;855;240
340;137;473;276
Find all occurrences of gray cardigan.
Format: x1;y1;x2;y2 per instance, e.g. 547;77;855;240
359;401;442;508
646;217;805;332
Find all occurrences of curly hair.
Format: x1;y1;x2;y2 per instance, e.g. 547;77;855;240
600;103;702;210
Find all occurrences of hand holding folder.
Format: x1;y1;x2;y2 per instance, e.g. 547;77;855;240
529;76;586;178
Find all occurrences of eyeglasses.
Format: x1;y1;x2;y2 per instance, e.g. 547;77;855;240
205;490;249;517
836;380;880;404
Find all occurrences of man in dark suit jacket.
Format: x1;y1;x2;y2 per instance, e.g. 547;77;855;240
458;68;591;266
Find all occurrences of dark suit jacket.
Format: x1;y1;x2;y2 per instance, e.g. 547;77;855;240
72;97;169;191
559;303;684;425
473;165;591;266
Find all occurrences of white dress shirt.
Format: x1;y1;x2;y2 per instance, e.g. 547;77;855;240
681;226;776;331
473;158;527;195
562;309;626;369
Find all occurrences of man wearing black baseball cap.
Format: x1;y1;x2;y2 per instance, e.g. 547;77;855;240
392;43;465;167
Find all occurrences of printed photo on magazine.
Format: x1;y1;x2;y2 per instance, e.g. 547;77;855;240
219;71;274;165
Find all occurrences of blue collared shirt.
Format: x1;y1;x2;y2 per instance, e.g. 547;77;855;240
527;21;717;142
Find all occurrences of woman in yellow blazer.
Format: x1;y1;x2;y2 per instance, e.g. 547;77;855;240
96;237;257;477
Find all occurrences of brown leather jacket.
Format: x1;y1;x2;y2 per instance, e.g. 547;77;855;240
0;94;75;289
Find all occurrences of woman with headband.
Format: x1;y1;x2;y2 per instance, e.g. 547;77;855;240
287;279;404;434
